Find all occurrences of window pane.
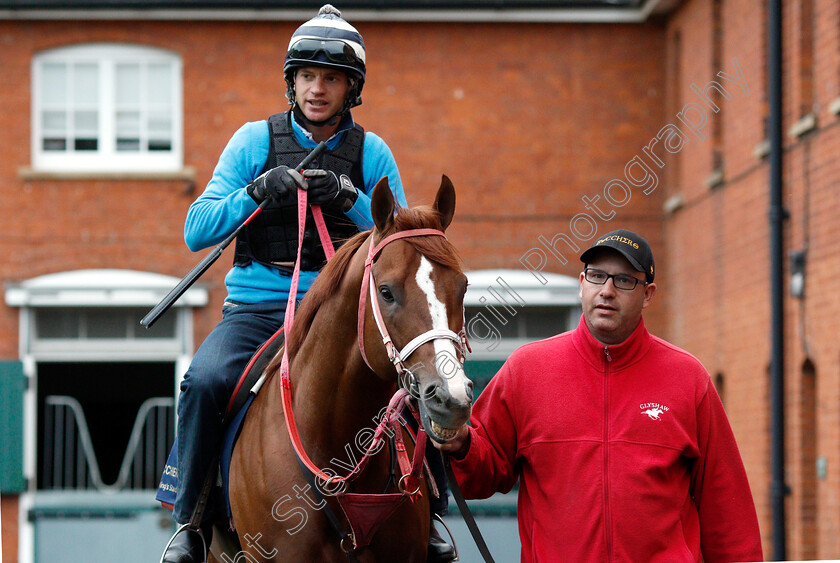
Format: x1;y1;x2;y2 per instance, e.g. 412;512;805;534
36;309;80;339
36;307;177;341
116;138;140;151
41;63;67;105
147;112;170;133
86;309;127;338
116;139;140;151
72;63;98;105
43;138;67;151
116;110;140;132
43;111;67;131
147;111;172;151
42;110;67;151
133;310;175;338
73;138;98;151
523;306;569;338
465;307;520;339
74;110;97;132
116;63;141;106
499;316;521;338
148;138;172;151
147;63;171;105
116;110;140;151
116;110;140;130
71;109;98;151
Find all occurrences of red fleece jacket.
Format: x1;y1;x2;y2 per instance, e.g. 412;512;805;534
452;317;762;563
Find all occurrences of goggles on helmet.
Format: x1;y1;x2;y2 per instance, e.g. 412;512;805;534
287;39;362;68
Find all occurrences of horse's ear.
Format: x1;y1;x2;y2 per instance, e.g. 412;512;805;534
434;175;456;232
371;177;395;234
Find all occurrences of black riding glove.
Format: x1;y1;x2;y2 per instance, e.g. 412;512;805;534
246;165;306;204
303;169;359;212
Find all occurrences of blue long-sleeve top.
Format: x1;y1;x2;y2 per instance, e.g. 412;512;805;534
185;112;406;304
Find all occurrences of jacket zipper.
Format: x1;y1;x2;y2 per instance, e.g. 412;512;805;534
603;346;612;560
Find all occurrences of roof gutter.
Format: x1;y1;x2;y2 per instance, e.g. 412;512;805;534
0;0;673;23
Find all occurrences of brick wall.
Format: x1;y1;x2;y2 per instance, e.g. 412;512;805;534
666;0;840;557
5;2;840;559
1;494;18;562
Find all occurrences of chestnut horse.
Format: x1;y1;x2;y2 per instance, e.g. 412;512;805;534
223;176;473;561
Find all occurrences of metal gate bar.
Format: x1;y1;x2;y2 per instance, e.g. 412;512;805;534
42;395;174;491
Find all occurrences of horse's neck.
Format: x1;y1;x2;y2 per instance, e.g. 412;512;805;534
284;262;395;463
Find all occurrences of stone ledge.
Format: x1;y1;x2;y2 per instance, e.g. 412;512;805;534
788;113;817;138
704;168;724;189
663;193;684;214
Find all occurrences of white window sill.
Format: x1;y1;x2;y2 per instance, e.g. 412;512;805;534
18;165;196;182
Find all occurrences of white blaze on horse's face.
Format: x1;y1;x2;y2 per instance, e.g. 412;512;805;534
414;256;471;404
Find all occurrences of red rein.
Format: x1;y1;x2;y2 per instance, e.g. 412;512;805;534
278;186;440;493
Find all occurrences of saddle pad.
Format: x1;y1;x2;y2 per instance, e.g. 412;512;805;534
156;440;179;509
155;392;255;519
220;393;257;518
155;328;285;514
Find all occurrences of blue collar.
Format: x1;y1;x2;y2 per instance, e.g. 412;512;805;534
290;111;356;149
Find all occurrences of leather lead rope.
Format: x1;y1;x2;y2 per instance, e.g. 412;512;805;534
444;454;496;563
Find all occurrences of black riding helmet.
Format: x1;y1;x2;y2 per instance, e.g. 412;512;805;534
284;4;366;122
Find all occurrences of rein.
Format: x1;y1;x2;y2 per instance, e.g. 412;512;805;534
278;189;433;492
275;186;487;556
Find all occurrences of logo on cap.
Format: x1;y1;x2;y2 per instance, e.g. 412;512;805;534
596;235;639;249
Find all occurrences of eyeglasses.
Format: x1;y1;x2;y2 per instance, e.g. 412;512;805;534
584;268;648;291
287;39;361;66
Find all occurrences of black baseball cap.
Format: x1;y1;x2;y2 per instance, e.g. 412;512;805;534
580;229;655;282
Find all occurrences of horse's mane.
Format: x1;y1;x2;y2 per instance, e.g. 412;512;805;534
286;203;463;358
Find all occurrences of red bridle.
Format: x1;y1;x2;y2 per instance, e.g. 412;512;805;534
277;187;466;492
356;228;468;386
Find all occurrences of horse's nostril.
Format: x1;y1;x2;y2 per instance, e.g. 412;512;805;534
465;380;474;402
421;383;454;406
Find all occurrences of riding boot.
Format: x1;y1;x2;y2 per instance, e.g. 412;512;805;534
161;525;212;563
427;519;456;563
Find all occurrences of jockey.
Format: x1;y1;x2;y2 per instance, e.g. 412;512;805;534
161;5;455;562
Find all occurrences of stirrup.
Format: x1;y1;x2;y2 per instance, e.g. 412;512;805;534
159;523;209;563
432;513;459;562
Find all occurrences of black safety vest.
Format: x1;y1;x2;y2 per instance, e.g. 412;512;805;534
233;111;365;273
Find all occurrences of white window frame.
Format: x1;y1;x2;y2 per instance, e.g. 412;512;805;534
465;269;582;360
31;43;183;173
5;269;206;362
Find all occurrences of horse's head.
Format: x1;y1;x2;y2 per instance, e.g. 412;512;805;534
364;175;473;443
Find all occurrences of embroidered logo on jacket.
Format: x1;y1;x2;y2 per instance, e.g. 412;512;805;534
640;402;670;421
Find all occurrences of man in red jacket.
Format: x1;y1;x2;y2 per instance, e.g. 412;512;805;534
435;229;763;562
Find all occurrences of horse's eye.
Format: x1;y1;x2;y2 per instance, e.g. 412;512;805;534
379;286;395;303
